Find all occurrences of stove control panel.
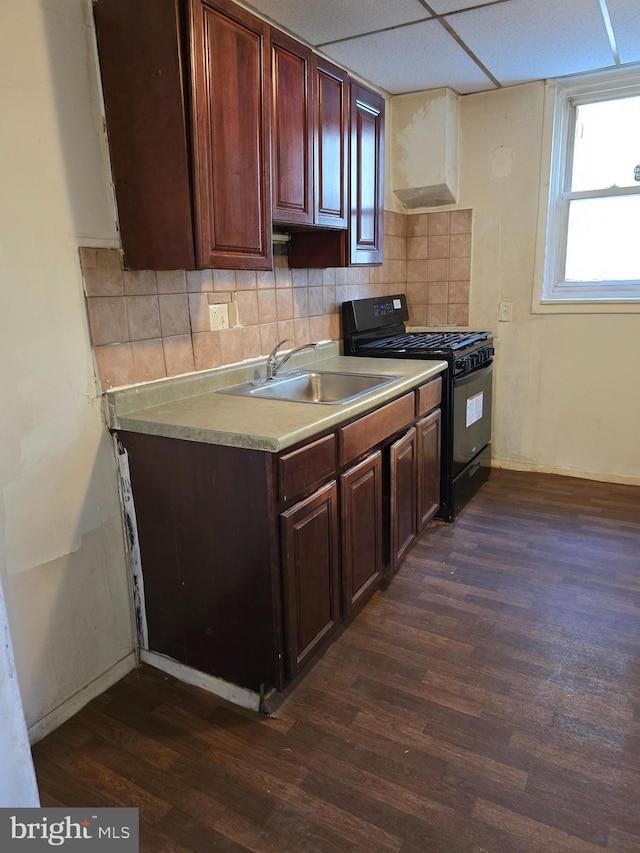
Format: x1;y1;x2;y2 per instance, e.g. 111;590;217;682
373;297;404;318
343;293;409;336
454;345;494;375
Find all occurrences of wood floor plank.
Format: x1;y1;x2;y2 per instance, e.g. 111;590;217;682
31;470;640;852
472;798;608;853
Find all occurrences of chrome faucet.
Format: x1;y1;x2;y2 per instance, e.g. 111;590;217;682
266;339;318;380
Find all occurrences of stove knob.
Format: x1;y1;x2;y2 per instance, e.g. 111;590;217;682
456;357;469;372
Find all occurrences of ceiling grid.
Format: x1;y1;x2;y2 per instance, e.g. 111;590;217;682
244;0;640;94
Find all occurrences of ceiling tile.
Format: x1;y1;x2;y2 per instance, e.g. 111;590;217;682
449;0;616;86
321;19;496;95
428;0;507;12
607;0;640;64
244;0;429;46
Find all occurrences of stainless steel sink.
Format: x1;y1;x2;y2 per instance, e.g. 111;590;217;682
218;370;401;405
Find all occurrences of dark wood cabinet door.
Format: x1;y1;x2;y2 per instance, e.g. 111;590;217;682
271;29;313;225
341;451;383;616
288;76;384;269
189;0;273;269
314;57;349;229
417;408;442;530
280;481;340;679
390;427;417;572
349;81;385;265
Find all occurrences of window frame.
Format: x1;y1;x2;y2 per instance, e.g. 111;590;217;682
533;66;640;313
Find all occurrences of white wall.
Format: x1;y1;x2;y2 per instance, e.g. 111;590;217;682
0;0;135;738
0;577;39;806
458;82;640;484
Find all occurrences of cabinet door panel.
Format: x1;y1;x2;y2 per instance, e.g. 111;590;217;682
350;82;385;265
281;481;340;679
314;58;348;228
190;0;272;269
417;408;442;530
390;427;417;572
271;30;313;224
341;451;382;616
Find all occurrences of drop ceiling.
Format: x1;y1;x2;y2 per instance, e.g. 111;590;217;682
243;0;640;95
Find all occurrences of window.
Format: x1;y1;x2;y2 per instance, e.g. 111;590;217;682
535;68;640;309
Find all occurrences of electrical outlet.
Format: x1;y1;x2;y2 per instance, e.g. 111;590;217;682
498;300;513;322
209;303;229;331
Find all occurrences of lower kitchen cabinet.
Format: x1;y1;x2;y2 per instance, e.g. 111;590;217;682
115;373;443;702
341;451;383;616
389;405;442;571
390;427;418;572
417;408;442;530
280;450;383;680
116;432;282;692
280;481;340;679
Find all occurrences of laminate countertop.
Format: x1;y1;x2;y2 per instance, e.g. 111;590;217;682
104;342;447;452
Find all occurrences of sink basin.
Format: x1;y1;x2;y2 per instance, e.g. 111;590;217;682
218;370;401;405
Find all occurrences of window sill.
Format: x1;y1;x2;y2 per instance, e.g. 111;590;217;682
531;297;640;314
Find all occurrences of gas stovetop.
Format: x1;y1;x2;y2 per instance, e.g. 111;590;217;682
342;294;493;370
359;330;491;354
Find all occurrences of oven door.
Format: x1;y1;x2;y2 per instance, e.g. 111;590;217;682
452;362;492;475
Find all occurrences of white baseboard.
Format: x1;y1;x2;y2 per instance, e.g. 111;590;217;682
492;458;640;487
140;650;261;712
28;652;137;745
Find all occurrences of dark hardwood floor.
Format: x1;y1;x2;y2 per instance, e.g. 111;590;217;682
32;469;640;852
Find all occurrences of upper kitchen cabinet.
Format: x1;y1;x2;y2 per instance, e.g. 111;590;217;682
270;30;313;226
190;0;272;270
349;82;385;266
314;58;349;229
271;32;348;230
94;0;272;271
288;79;385;268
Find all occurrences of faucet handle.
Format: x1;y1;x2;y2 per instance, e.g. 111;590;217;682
268;339;289;360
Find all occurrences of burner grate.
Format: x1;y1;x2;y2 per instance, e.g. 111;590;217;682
361;331;490;353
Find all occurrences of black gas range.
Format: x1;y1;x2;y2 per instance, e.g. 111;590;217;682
343;294;494;520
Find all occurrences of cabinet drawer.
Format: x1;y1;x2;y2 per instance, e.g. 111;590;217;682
339;393;414;465
416;376;442;417
279;433;336;503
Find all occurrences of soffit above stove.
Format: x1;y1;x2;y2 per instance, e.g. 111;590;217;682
242;0;640;96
